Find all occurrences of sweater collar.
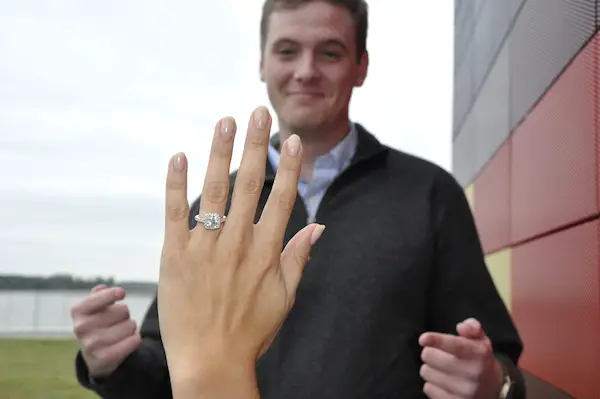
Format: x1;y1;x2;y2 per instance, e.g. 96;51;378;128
265;123;387;182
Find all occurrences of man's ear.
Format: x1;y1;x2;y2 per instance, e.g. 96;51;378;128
354;51;369;87
260;57;265;82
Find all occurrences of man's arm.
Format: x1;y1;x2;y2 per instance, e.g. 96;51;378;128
75;295;173;399
427;171;525;398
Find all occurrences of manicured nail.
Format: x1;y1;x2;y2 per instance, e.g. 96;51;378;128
173;153;186;171
253;106;270;129
286;134;301;156
311;224;325;245
219;117;235;141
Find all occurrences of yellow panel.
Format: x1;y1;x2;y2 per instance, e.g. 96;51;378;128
464;184;474;211
485;249;511;312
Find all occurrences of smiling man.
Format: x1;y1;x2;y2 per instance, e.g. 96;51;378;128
73;1;525;398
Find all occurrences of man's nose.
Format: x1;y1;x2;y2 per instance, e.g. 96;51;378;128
293;54;320;83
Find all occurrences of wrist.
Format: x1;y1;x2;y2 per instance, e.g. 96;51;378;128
169;352;259;399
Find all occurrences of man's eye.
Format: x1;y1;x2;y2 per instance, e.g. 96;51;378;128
323;51;341;59
278;49;296;55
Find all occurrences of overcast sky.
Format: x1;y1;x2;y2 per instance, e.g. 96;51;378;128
0;0;453;282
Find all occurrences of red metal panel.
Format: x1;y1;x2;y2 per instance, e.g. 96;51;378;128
510;36;599;244
511;220;600;399
473;141;511;254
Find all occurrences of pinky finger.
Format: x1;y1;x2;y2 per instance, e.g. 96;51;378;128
422;382;459;399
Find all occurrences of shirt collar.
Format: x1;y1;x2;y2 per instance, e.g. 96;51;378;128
267;122;359;175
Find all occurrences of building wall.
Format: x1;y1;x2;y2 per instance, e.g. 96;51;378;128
453;1;599;398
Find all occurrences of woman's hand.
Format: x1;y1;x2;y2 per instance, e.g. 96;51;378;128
157;106;324;398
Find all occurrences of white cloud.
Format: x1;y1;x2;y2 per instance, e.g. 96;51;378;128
0;0;453;281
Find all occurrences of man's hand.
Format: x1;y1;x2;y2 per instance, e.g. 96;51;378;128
157;107;324;397
418;318;505;399
71;285;142;378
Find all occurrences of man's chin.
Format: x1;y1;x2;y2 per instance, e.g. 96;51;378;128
285;118;325;134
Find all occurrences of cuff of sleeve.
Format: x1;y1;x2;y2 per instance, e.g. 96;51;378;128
75;349;133;395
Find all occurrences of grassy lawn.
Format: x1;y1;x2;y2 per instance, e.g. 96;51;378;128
0;339;98;399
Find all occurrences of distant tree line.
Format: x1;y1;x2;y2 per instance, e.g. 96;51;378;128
0;273;157;294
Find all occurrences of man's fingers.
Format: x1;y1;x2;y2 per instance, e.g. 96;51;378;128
164;152;191;246
422;381;460;399
280;224;325;300
194;117;236;237
227;106;271;227
73;303;132;339
419;332;485;360
82;319;138;353
87;331;142;366
258;134;303;247
71;287;125;317
420;364;476;397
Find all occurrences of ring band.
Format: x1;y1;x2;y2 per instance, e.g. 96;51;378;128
194;212;226;230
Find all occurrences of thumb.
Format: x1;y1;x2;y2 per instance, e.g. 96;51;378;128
280;223;325;298
457;318;485;340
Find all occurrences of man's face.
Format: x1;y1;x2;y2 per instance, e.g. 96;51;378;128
260;1;368;134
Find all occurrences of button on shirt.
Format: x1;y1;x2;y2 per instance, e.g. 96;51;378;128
267;124;359;223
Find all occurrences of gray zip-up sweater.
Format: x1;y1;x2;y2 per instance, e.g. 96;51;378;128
76;125;525;398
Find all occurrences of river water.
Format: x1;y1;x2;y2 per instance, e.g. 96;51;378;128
0;290;154;338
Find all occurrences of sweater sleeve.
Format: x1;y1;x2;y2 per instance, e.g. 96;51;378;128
75;295;173;399
427;171;525;398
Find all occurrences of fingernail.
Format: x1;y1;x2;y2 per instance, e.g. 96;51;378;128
253;106;270;129
113;287;125;299
286;134;301;156
219;117;235;141
173;153;186;172
311;224;325;245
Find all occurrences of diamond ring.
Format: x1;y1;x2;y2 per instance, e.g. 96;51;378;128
194;212;227;230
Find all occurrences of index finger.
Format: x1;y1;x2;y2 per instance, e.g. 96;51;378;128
164;152;191;246
419;332;482;359
257;134;302;248
71;287;124;317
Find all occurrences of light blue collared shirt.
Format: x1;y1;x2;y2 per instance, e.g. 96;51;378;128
267;123;358;223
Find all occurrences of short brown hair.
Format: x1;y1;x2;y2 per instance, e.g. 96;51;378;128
260;0;369;63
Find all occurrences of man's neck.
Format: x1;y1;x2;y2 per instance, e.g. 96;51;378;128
278;120;351;166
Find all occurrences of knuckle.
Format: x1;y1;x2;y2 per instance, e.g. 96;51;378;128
73;319;90;338
249;135;268;150
166;203;189;221
127;319;138;334
279;156;300;172
205;181;229;204
275;190;295;212
239;177;263;196
90;348;109;364
166;178;186;191
70;304;82;319
111;303;130;321
82;335;102;352
420;347;431;362
292;248;309;266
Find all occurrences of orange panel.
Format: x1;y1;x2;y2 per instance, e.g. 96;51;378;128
473;141;511;254
510;35;599;244
511;220;600;399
